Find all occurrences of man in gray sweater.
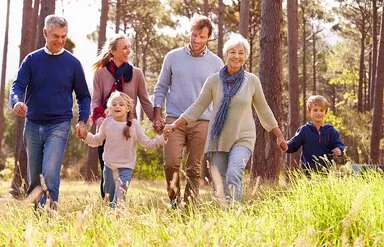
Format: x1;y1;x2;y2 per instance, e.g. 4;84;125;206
153;15;223;208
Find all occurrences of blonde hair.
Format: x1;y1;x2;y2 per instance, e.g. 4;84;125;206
306;95;329;113
107;91;134;139
92;34;129;70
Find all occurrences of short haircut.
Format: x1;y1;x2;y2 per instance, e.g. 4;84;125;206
190;14;213;38
223;33;250;59
44;15;68;29
306;95;329;112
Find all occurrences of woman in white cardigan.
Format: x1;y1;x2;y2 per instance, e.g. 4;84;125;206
164;33;287;203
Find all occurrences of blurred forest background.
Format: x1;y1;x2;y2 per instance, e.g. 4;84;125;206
0;0;384;193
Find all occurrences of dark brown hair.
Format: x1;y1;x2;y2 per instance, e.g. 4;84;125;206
190;14;213;37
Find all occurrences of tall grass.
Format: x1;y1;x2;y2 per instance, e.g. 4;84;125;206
1;171;384;246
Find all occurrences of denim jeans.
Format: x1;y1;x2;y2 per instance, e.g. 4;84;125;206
103;166;133;207
24;120;70;204
208;145;252;202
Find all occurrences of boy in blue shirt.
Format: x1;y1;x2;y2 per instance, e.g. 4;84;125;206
285;95;345;176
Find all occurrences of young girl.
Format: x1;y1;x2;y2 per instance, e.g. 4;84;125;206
82;91;165;206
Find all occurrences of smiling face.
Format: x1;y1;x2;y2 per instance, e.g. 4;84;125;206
309;104;327;125
111;38;131;66
226;44;246;75
189;27;209;56
109;97;131;122
44;24;68;54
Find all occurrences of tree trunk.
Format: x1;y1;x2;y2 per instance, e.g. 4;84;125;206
370;0;378;109
85;125;99;181
312;25;316;93
115;0;120;33
36;0;55;49
301;5;307;123
98;0;109;52
287;0;300;170
9;0;35;198
252;0;283;181
0;0;11;171
31;0;40;50
239;0;250;38
203;0;209;16
369;8;384;164
217;0;224;59
358;30;365;112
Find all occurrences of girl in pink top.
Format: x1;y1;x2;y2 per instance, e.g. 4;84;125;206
82;91;165;207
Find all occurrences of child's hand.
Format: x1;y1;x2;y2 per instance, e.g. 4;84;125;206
332;148;342;156
75;121;88;140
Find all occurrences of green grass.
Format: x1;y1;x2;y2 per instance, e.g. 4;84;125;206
1;171;384;246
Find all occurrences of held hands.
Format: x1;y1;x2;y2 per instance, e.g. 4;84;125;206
163;123;175;139
277;137;288;152
153;119;165;133
332;147;342;156
75;121;87;140
13;102;28;117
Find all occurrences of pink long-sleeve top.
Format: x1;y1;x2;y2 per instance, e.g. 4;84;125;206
83;117;165;170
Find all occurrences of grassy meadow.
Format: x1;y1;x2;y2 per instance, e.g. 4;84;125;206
1;171;384;246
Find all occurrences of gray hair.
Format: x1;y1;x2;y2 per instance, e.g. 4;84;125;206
223;33;250;59
44;15;68;29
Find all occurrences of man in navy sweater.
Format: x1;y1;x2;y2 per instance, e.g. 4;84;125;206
9;14;91;209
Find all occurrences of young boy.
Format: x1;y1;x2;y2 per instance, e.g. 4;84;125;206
285;95;345;175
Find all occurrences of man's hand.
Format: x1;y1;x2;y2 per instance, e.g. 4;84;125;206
75;121;87;140
152;107;165;133
13;102;28;117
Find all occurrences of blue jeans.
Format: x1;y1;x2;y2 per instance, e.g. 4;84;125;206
103;166;133;207
24;120;70;204
208;145;252;202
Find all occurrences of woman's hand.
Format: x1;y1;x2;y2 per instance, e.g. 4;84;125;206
163;123;175;139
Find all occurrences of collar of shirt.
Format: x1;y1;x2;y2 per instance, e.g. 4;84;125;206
184;45;208;57
44;46;65;55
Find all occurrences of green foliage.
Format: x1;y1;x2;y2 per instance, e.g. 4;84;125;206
135;118;164;180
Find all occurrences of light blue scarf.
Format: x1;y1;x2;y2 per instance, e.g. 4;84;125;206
210;66;245;142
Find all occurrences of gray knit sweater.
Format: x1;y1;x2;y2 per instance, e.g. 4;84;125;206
154;46;224;120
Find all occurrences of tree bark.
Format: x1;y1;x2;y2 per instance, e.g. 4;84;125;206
36;0;55;49
369;0;378;109
0;0;11;171
287;0;300;170
98;0;109;53
239;0;250;38
252;0;283;181
369;8;384;164
217;0;224;59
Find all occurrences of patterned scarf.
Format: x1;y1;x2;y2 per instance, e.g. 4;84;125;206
90;60;133;124
210;66;245;142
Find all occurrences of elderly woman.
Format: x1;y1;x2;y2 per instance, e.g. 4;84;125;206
164;33;287;202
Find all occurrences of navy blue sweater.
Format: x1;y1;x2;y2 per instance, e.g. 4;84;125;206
9;49;91;124
286;122;345;169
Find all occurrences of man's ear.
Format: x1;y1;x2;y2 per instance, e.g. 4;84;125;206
43;28;48;38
